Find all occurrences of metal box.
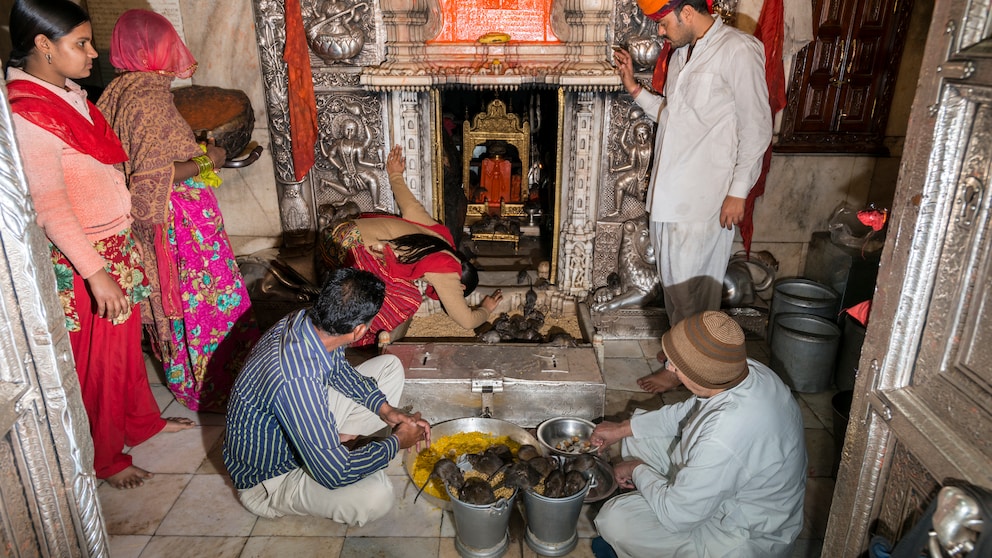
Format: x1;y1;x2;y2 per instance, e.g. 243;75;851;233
385;342;606;428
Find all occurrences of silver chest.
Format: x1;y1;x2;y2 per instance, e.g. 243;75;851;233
386;343;605;428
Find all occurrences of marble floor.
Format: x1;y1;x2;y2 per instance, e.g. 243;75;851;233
103;336;836;558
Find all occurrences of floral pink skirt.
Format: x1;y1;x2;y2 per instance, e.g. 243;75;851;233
160;179;259;412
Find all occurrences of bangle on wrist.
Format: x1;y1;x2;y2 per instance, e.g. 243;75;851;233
630;84;643;98
192;154;214;176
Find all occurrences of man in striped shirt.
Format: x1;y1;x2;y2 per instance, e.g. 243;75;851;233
223;267;429;526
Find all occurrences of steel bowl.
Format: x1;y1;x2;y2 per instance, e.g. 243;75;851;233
584;456;619;503
404;417;541;510
536;416;597;457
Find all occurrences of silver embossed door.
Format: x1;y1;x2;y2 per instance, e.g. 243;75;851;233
824;0;992;554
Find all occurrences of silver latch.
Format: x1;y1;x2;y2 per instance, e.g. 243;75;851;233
471;371;504;393
472;370;503;418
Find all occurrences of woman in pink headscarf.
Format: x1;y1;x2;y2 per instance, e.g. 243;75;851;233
98;9;259;413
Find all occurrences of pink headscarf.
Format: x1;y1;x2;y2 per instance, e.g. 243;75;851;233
109;10;197;79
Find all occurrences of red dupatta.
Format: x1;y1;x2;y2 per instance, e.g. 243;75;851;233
7;80;127;164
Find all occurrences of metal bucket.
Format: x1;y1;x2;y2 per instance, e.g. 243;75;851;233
522;475;592;556
835;314;867;391
448;486;517;558
832;390;853;476
768;279;840;341
770;313;841;393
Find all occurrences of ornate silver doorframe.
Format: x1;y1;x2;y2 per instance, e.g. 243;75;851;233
0;87;109;555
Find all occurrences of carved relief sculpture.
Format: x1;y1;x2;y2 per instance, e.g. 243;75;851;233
306;0;372;62
314;95;387;211
280;182;313;233
605;119;653;218
591;215;662;312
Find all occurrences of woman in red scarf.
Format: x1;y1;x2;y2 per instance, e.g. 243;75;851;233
5;0;193;489
97;10;260;413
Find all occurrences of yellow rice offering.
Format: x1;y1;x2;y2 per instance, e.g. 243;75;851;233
412;432;522;501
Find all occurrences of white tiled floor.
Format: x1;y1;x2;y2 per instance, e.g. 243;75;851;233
104;340;833;558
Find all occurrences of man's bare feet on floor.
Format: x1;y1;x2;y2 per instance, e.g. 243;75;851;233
637;352;683;393
106;465;153;489
162;417;196;432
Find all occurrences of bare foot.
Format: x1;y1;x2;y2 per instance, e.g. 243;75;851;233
637;368;682;393
106;465;153;489
162;417;196;432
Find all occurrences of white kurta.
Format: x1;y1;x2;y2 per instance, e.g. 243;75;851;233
594;360;807;557
637;16;772;223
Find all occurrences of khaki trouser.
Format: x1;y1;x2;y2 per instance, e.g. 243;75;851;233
237;355;404;526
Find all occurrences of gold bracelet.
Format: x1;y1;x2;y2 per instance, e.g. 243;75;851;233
192;154;213;176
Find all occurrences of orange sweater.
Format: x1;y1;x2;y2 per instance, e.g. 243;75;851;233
8;68;132;279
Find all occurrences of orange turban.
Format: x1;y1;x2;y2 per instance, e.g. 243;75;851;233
637;0;674;19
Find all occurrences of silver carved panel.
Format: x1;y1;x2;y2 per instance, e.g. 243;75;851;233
600;96;653;223
312;92;389;212
825;0;992;553
0;84;108;555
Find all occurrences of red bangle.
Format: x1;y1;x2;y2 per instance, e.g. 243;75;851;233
630;84;642;98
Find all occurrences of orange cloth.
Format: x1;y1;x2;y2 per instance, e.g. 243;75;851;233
637;0;671;17
284;0;318;181
481;157;511;203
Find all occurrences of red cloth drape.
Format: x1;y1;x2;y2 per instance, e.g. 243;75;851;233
284;0;318;181
742;0;785;255
651;41;674;93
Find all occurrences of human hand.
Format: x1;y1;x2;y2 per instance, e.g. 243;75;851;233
385;145;404;175
86;269;129;322
612;48;638;92
590;420;632;453
380;404;431;447
481;289;503;313
613;459;644;490
720;195;746;230
203;139;227;170
393;412;429;451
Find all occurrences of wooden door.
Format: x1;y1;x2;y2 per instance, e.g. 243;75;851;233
824;0;992;554
777;0;914;153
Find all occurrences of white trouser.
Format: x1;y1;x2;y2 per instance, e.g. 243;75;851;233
650;220;734;326
238;355;404;526
594;411;752;558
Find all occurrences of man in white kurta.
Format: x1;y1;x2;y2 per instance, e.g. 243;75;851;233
615;0;772;393
591;312;806;558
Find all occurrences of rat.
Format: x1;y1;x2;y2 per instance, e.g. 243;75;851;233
414;458;463;503
516;444;540;462
564;453;597;474
542;469;565;499
563;470;588;497
457;477;496;505
465;451;505;477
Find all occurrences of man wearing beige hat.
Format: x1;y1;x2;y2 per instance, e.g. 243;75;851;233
614;0;772;394
590;311;806;557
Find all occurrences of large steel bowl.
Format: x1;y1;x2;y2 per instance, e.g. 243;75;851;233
536;416;597;457
404;417;541;510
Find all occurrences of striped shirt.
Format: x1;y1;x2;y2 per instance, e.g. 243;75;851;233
223;310;397;490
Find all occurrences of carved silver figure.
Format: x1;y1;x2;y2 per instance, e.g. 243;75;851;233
591;215;662;312
318;115;384;205
605;120;653;218
307;0;370;61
